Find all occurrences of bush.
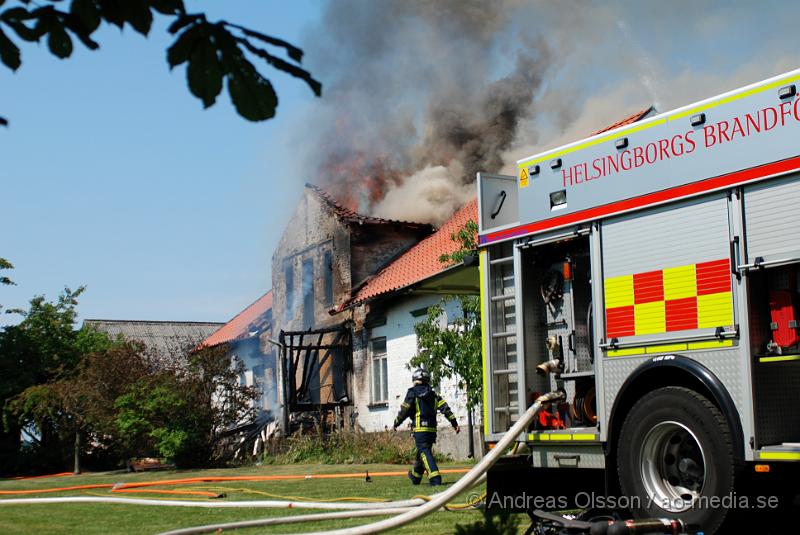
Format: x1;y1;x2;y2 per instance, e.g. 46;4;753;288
263;429;452;465
113;345;258;468
115;379;193;462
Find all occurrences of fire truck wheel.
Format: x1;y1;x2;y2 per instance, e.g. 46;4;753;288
617;386;734;535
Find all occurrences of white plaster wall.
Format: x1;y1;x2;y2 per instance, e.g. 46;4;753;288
353;294;481;456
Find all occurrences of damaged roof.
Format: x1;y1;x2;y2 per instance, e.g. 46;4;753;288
337;198;478;310
305;183;433;231
333;106;654;311
201;290;273;348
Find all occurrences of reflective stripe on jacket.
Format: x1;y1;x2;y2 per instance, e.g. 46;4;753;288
394;383;458;433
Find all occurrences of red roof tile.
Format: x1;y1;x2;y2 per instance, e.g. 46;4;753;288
202;291;273;347
339;199;478;310
592;106;655;135
305;183;433;231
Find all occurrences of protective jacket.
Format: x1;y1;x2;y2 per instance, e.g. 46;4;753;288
394;383;458;433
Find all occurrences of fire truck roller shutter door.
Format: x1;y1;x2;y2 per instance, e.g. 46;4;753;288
744;173;800;263
601;194;733;345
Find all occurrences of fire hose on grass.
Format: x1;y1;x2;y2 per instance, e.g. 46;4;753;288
0;472;484;509
0;476;486;510
158;390;566;535
0;495;431;509
0;392;559;533
0;469;471;496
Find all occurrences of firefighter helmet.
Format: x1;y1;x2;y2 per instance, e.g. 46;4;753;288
412;368;431;384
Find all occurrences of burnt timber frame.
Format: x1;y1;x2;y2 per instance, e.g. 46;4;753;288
279;324;351;413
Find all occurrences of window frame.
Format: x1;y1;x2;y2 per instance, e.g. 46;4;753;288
284;260;295;321
370;337;388;404
302;257;315;329
323;249;334;307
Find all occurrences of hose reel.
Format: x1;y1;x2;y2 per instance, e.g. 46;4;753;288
571;386;597;426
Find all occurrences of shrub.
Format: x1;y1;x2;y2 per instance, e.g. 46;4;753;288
113;345;258;468
264;429;452;465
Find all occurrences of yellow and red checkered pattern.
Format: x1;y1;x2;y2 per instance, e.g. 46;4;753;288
604;258;733;339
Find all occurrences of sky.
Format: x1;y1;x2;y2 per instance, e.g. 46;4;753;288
1;1;319;325
1;1;798;327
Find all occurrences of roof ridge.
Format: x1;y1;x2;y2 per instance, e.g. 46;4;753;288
305;182;360;219
304;183;433;229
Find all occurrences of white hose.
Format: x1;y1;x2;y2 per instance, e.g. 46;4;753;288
294;391;564;535
0;496;426;510
159;508;416;535
0;474;487;513
1;391;544;535
162;391;563;535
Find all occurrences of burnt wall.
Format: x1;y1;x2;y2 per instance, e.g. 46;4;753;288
271;191;352;334
350;225;430;288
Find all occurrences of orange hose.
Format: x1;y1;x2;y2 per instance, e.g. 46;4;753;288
11;472;74;480
0;485;217;497
113;469;470;490
0;468;471;496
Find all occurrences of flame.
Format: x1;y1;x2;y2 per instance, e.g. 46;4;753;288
320;151;403;214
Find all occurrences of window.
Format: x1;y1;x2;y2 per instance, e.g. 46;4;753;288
284;260;294;321
302;258;315;329
324;250;333;306
370;337;388;404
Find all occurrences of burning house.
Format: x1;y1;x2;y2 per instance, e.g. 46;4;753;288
200;187;481;458
270;183;433;429
335;199;481;458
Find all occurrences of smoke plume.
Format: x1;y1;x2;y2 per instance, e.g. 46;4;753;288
296;0;799;226
295;0;542;225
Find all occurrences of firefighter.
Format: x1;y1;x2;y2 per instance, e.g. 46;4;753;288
393;368;460;486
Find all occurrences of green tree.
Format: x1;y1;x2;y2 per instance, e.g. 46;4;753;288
51;339;149;472
114;344;257;467
410;220;482;452
0;287;113;473
438;220;478;265
412;294;482;412
115;376;191;461
0;0;321;126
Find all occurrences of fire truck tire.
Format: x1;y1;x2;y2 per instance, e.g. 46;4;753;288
617;386;734;535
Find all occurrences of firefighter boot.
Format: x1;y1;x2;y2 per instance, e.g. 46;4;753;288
407;470;422;485
429;475;442;486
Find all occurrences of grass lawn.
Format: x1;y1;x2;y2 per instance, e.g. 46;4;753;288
0;463;530;534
